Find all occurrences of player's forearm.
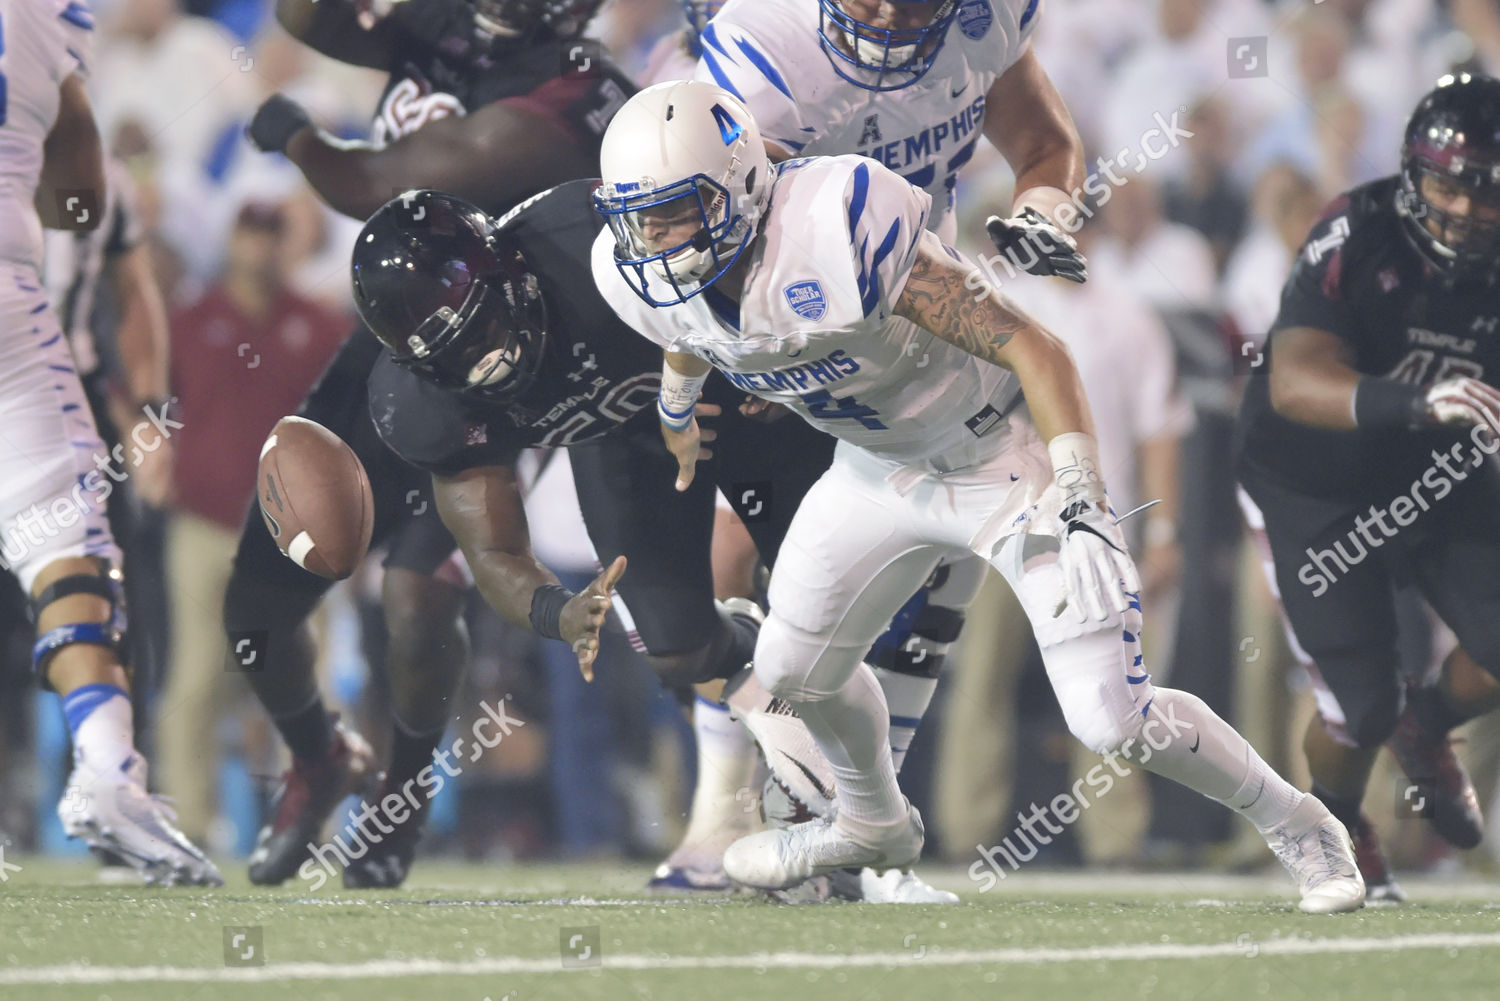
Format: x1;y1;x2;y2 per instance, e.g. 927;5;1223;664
112;247;171;406
1001;326;1095;444
986;52;1084;227
284;131;393;220
37;75;105;231
467;549;566;631
1267;327;1367;431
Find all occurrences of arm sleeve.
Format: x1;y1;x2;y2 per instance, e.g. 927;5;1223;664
1269;194;1357;343
691;19;816;155
841;159;933;321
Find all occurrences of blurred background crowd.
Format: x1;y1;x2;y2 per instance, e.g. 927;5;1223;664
3;0;1500;882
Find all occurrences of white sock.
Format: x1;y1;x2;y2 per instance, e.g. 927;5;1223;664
671;698;760;858
70;690;136;778
872;666;937;774
792;663;905;829
1127;687;1304;832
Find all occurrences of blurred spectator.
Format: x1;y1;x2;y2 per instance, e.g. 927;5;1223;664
1222;163;1325;343
156;202;345;845
91;0;256;180
1162;97;1250;276
1088;176;1220;313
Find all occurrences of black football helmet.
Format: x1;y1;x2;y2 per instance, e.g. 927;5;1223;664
352;190;547;401
1397;73;1500;284
471;0;603;42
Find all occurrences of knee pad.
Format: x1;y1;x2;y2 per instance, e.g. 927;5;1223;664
866;562;973;679
31;567;128;683
754;613;864;702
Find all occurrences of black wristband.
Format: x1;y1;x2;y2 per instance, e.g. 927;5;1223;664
248;95;313;155
528;584;575;640
1353;376;1426;430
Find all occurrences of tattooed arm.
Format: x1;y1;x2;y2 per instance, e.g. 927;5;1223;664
894;234;1096;443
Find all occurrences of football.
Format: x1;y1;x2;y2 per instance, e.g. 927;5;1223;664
256;416;375;580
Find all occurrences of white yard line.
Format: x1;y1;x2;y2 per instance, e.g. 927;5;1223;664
3;931;1499;985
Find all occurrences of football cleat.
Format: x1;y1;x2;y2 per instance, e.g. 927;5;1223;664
1350;812;1405;905
1387;699;1484;849
647;862;734;893
249;716;379;886
59;755;223;887
846;867;960;904
724;803;925;890
1264;795;1365;914
341;778;429;889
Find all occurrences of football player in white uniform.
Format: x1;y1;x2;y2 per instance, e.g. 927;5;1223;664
0;0;219;884
592;81;1366;913
645;0;1082;900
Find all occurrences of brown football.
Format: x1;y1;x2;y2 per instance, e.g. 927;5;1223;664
256;416;375;580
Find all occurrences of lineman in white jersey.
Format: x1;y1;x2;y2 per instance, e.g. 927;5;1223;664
592;81;1365;912
0;0;219;884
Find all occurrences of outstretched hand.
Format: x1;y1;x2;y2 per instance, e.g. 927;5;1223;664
560;555;626;681
662;402;721;492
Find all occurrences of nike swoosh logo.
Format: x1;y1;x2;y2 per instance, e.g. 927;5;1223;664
950;84;965;100
781;751;835;803
1189;733;1201;753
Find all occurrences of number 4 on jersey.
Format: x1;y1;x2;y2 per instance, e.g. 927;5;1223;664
804;388;886;430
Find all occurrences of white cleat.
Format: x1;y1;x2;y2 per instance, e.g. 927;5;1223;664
1265;795;1365;914
725;804;925;890
59;755;223;887
853;867;959;904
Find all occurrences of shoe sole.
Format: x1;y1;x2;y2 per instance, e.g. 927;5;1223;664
65;816;222;887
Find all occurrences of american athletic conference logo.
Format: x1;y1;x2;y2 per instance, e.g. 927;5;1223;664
784;280;827;321
957;0;993;40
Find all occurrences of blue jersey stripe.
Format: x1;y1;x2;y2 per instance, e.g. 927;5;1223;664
871;217;902;273
947;136;979;174
1020;0;1039;30
699;46;745;103
701;22;733;60
902;163;936;189
847;162;870;242
733;36;793;100
60;2;94;29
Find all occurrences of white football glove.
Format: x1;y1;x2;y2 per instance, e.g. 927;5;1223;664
1055;497;1141;623
1424;377;1500;434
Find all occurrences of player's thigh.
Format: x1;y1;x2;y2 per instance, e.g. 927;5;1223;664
570;421;718;655
701;375;836;571
1243;474;1404;746
1408;480;1500;680
0;276;119;592
757;456;942;699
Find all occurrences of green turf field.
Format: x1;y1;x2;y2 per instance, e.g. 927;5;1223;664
2;858;1497;1001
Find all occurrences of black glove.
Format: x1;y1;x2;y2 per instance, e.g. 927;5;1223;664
247;95;313;155
985;207;1088;284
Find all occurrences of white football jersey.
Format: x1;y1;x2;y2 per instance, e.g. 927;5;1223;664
0;0;93;270
593;155;1021;465
692;0;1039;236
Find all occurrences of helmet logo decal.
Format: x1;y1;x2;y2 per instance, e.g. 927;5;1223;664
711;103;744;145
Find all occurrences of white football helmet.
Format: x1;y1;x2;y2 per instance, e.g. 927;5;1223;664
594;81;772;306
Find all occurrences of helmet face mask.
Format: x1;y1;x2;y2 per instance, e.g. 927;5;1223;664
817;0;959;92
1397;73;1500;285
599;175;751;304
470;0;601;42
594;81;771;308
352;190;548;402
